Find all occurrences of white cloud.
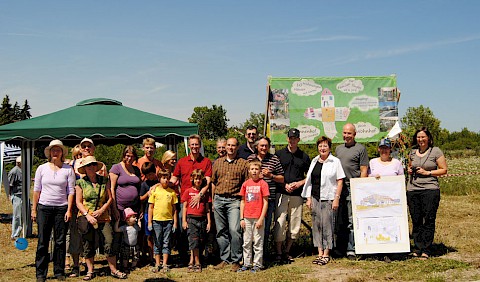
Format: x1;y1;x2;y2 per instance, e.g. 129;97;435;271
291;79;323;96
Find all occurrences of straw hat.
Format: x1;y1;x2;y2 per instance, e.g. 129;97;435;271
44;140;68;158
78;156;105;174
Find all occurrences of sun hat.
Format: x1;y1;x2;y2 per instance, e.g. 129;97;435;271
124;208;137;219
80;138;94;147
44;140;68;158
77;155;105;174
378;138;391;148
287;128;300;138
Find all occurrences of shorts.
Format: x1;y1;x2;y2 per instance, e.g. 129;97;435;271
187;216;207;250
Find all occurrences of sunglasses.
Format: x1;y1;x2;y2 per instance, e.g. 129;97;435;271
85;162;97;167
247;133;257;136
81;144;92;149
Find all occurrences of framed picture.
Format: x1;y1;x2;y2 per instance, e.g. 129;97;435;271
350;175;410;254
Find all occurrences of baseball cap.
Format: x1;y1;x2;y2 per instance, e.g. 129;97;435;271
80;138;94;146
379;138;391;148
287;128;300;138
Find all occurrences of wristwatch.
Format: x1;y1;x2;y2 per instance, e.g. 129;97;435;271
83;211;88;216
199;192;204;197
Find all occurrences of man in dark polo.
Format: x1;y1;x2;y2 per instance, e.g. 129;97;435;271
211;137;249;272
274;128;310;263
238;125;258;159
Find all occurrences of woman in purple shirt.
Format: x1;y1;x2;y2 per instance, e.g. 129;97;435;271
32;140;76;282
109;145;141;221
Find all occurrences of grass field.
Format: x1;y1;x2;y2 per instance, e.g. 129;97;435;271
0;156;479;281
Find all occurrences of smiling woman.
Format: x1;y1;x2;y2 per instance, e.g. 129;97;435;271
32;140;76;282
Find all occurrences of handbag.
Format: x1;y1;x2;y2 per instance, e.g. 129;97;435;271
77;181;103;234
77;215;89;234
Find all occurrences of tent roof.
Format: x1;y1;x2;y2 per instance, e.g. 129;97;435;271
0;98;197;145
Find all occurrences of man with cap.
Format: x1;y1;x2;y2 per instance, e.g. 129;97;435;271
75;138;107;178
8;156;23;239
273;128;310;262
335;123;369;260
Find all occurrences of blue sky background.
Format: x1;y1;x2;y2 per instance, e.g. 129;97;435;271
1;1;479;132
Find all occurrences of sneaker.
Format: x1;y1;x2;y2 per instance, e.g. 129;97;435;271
347;251;356;261
250;266;261;273
237;265;250;272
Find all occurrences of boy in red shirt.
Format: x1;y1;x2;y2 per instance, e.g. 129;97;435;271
238;160;269;272
181;169;211;273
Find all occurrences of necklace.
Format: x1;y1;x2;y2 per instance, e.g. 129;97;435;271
418;146;430;154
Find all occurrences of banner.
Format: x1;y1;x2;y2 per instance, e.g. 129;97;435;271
267;76;399;144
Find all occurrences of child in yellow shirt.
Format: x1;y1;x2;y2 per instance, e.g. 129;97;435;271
148;169;178;273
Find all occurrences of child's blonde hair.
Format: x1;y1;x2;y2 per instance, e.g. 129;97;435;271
248;160;262;170
190;169;205;187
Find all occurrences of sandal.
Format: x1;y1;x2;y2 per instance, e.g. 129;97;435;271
69;266;80;278
194;264;202;273
318;256;330;265
83;272;94;281
187;264;194;273
284;253;295;263
65;263;72;272
312;256;322;264
111;270;127;279
418;253;429;260
161;265;170;273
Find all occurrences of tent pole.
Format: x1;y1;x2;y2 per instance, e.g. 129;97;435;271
21;140;33;237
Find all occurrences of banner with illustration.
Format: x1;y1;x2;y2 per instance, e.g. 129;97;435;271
267;76;399;144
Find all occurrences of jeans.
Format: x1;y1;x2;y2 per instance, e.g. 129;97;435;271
152;220;173;255
213;195;242;263
35;204;67;279
407;189;440;255
10;194;22;239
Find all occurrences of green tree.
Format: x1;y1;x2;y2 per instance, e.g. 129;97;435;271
19;100;32;120
188;105;229;140
0;95;14;125
400;105;447;146
240;112;265;135
0;95;32;125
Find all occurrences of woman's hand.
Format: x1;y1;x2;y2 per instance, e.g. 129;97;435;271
86;214;97;225
31;210;37;222
306;198;312;209
332;199;340;211
64;210;72;222
92;208;103;218
182;220;188;230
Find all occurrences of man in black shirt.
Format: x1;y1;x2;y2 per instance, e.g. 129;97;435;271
238;125;258;159
273;128;310;262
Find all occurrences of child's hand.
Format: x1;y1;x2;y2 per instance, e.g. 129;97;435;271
148;224;153;232
206;223;211;233
240;220;246;230
255;219;264;229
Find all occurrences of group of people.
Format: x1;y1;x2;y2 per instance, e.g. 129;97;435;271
25;123;447;281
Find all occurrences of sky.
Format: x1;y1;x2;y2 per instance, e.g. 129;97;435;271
1;0;479;132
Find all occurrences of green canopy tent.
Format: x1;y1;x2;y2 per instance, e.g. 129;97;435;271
0;98;198;237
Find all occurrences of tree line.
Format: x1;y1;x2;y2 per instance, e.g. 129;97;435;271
0;95;477;165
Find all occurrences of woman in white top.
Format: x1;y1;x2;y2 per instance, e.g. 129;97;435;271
302;136;345;266
368;138;404;178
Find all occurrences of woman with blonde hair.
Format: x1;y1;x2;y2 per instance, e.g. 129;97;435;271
161;150;177;173
33;140;76;282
